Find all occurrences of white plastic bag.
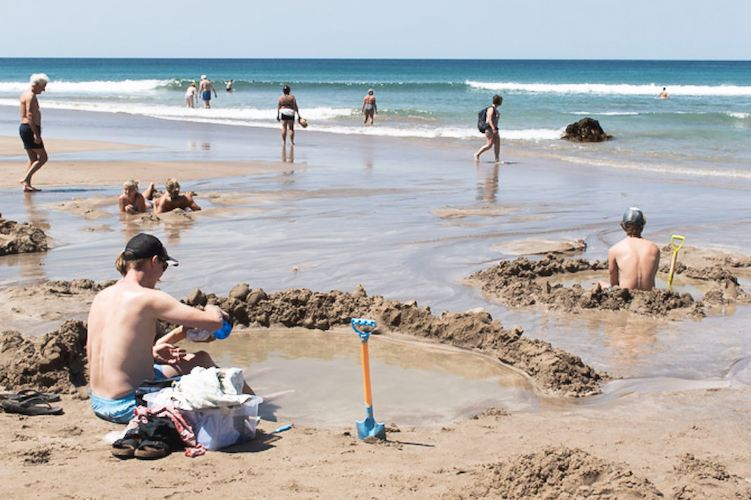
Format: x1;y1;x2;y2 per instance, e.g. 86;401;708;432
182;396;263;450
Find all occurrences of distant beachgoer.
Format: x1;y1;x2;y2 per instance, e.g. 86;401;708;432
119;180;151;214
185;82;197;108
199;75;217;108
19;73;49;192
362;89;378;125
86;233;252;424
225;80;234;92
474;94;503;163
601;207;660;291
277;85;302;145
153;178;201;214
656;87;670;100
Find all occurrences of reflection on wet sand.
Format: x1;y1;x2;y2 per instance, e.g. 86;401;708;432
281;144;294;164
477;164;499;203
22;193;50;231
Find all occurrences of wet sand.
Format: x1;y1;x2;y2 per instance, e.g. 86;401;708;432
2;107;751;498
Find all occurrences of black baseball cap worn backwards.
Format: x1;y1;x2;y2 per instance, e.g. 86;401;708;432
122;233;178;266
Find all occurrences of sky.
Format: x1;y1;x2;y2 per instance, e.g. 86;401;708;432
1;0;749;60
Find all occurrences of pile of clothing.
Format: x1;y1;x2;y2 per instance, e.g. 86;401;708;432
111;367;262;459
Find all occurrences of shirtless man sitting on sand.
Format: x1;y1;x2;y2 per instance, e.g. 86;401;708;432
153;178;201;214
604;207;661;291
118;180;157;214
87;233;252;424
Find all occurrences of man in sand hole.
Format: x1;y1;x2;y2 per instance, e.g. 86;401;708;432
604;207;661;291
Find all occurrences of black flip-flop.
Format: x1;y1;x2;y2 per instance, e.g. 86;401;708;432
134;440;169;460
0;389;60;403
1;396;63;416
111;437;140;460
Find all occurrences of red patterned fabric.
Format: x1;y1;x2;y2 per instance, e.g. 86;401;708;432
126;405;206;457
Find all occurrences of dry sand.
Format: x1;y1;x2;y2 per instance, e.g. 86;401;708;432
2;138;751;499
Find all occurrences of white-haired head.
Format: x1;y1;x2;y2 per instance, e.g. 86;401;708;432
30;73;49;86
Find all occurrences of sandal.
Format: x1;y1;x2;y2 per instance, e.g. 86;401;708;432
0;389;60;403
1;396;63;416
111;437;140;459
134;440;169;460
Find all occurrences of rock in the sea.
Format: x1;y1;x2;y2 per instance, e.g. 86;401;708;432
562;118;612;142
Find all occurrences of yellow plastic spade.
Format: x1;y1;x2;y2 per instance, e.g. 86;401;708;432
667;235;685;291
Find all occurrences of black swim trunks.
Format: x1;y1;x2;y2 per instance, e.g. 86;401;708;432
19;123;44;150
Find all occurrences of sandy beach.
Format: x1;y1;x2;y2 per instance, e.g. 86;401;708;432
2;104;751;500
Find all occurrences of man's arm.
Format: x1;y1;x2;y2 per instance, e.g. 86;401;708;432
211;83;217;97
374;98;377;114
149;289;224;331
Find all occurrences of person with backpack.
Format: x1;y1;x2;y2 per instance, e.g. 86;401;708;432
474;94;503;163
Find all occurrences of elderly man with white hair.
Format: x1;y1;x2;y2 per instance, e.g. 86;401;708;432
19;73;49;192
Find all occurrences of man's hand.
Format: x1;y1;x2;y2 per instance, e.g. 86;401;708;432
153;343;186;365
205;304;228;321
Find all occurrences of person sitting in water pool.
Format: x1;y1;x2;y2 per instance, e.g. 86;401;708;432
153;178;201;214
118;180;157;214
86;233;252;424
602;207;660;291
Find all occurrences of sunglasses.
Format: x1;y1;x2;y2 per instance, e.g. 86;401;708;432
157;257;169;272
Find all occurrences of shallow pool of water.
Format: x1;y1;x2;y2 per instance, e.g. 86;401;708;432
199;327;539;428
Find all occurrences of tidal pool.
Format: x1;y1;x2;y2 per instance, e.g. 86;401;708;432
200;327;539;428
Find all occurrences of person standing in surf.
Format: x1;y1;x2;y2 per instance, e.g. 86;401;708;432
199;75;217;108
362;89;377;125
19;73;49;192
277;85;301;146
474;94;503;164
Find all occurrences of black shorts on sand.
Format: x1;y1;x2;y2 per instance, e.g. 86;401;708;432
19;123;44;150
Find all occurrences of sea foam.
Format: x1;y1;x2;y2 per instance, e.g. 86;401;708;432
466;80;751;97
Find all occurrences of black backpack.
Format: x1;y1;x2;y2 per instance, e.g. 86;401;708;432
477;107;488;133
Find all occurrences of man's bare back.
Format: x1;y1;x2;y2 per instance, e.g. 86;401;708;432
608;236;660;291
87;234;224;401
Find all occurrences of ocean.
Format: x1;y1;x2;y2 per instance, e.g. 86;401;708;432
1;58;750;178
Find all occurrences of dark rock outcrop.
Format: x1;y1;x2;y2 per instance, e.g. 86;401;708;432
562;117;612;142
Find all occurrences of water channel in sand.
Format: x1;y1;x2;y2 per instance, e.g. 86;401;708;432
200;328;538;428
2;111;751;398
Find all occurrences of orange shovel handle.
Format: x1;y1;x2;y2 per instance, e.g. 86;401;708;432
360;341;373;407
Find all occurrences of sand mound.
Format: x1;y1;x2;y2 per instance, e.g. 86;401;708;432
0;218;48;256
671;453;751;500
466;447;663;499
50;197;113;219
0;320;88;394
0;280;605;397
466;255;750;319
493;238;587;257
185;284;606;396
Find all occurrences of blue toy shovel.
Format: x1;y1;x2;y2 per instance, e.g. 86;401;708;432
351;318;386;440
